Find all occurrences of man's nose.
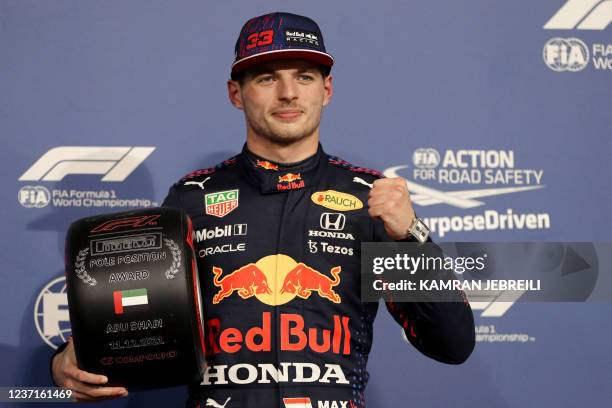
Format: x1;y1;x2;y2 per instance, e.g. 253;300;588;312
276;76;298;102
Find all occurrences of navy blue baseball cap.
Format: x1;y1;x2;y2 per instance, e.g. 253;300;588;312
231;12;334;75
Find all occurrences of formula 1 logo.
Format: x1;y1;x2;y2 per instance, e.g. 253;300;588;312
544;0;612;30
212;254;341;305
90;214;161;233
19;146;155;182
466;291;522;317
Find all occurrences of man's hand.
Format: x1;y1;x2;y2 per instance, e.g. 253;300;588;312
368;177;416;240
52;337;128;402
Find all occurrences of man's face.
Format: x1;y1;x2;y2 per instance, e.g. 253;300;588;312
228;59;333;145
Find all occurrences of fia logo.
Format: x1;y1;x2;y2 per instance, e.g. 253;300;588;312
18;185;51;208
543;37;590;71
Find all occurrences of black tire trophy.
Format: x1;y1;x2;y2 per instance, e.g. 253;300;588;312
65;208;205;388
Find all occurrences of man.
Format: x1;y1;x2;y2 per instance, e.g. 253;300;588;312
51;12;475;407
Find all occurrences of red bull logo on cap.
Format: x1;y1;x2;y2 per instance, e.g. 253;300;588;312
211;254;341;305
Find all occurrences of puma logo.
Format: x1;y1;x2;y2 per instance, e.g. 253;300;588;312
184;177;211;190
205;397;231;408
352;176;373;189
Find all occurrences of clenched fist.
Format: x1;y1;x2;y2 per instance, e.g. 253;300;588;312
367;177;416;240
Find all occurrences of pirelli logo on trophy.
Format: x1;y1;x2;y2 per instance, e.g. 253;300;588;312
64;208;205;388
90;233;163;256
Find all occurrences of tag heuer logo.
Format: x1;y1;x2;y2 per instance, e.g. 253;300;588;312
205;190;239;218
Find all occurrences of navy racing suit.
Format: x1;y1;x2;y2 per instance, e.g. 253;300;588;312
160;144;475;408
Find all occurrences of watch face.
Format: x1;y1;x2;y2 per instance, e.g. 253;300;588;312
411;218;430;243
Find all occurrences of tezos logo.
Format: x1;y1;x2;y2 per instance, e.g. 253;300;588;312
34;276;71;349
543;37;589;71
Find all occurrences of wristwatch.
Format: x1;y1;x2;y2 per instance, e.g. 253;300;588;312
408;217;430;244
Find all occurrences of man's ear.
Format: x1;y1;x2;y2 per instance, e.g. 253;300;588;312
322;74;333;107
227;80;243;110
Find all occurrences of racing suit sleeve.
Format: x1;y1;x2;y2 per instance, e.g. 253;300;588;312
373;220;476;364
161;185;184;210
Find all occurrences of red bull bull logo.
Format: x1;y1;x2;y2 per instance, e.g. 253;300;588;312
278;173;301;183
211;255;341;306
280;264;341;303
207;256;350;360
277;173;305;191
256;159;279;171
212;264;272;304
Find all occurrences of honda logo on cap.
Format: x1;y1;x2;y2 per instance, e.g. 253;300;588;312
320;213;346;231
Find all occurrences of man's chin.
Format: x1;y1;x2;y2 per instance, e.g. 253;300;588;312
264;133;310;146
263;125;314;145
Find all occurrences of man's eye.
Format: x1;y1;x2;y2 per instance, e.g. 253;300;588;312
257;75;274;83
299;75;314;81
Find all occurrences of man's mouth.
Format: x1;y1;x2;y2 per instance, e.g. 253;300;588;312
272;110;303;121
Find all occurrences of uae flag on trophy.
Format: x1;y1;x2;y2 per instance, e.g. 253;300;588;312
113;288;149;314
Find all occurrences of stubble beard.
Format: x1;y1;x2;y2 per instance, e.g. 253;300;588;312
245;107;321;146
